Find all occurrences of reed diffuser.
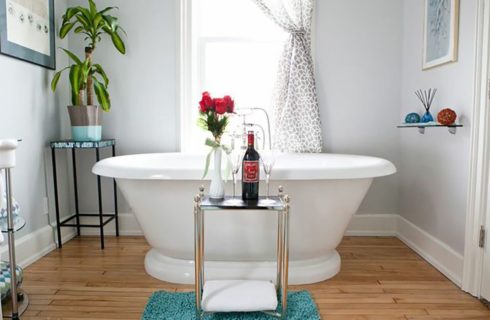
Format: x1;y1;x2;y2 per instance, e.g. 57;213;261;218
415;88;437;123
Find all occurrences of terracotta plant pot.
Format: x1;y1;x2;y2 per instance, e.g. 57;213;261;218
67;106;102;141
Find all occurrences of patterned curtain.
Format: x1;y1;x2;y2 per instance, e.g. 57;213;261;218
252;0;323;152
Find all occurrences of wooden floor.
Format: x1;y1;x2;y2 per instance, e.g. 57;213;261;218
19;236;490;319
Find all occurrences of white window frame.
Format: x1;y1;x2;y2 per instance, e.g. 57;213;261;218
179;0;193;153
179;0;281;152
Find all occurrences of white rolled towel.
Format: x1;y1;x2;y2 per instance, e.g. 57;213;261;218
202;280;278;313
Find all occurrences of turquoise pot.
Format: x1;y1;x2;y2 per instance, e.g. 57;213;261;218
71;125;102;141
67;105;102;141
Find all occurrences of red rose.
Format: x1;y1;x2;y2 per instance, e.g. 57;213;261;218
199;100;207;113
224;95;234;113
199;92;214;112
214;98;227;114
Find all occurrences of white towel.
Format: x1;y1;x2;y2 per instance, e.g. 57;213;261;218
202;280;278;313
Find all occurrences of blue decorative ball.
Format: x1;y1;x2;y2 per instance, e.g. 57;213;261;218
405;113;421;123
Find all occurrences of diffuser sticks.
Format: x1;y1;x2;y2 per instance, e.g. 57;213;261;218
415;88;437;123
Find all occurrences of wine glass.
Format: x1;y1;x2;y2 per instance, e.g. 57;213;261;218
228;148;244;204
260;150;276;204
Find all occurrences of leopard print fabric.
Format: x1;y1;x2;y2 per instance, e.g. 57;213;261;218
253;0;323;152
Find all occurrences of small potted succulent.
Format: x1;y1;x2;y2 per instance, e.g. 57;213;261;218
51;0;126;141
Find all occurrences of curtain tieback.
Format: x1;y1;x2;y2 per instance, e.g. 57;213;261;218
290;29;306;36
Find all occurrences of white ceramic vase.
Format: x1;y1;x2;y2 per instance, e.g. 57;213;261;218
209;148;225;199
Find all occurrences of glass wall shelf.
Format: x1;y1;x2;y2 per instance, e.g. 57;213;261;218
397;122;463;134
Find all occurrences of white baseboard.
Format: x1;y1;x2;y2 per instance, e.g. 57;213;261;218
79;212;394;237
0;212;465;290
346;214;398;236
347;214;464;286
0;224;76;268
396;216;464;286
0;213;138;269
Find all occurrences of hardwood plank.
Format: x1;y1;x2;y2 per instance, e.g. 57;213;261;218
17;236;489;319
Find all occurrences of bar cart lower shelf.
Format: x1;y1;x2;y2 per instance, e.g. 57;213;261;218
193;187;290;319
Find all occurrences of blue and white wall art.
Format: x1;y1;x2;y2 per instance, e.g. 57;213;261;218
0;0;55;69
423;0;459;70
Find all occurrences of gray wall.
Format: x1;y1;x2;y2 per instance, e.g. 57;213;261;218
399;0;477;254
67;0;179;155
316;0;402;214
0;1;70;236
65;0;179;214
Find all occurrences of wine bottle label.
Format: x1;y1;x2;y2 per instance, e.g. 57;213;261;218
243;160;259;182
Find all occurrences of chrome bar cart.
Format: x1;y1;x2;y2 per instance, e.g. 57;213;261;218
193;186;290;319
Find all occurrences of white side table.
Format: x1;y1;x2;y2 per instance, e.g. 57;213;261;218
193;186;290;319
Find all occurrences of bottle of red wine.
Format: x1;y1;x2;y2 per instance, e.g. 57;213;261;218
242;131;260;200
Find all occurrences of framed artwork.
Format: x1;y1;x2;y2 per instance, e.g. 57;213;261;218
422;0;460;70
0;0;55;69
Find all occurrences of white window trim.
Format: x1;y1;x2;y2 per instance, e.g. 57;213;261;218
179;0;280;152
179;0;192;152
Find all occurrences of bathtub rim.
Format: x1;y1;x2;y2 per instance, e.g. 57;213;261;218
92;152;396;180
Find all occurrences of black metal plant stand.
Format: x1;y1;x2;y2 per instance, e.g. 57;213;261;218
50;139;119;250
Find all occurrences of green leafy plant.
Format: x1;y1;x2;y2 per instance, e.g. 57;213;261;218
51;0;126;111
51;49;110;110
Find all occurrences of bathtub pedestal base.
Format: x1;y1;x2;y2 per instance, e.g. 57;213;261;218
144;248;341;285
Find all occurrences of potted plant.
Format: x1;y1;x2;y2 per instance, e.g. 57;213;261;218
51;0;126;141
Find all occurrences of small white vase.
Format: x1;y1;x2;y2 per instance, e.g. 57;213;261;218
209;148;225;199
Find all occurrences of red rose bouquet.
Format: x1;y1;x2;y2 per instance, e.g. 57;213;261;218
197;92;235;182
198;92;235;145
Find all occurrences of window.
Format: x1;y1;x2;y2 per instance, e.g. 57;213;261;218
180;0;286;152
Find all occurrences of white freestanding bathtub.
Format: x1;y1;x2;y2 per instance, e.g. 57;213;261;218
93;153;395;285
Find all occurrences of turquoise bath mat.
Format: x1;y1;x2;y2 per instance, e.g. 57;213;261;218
142;290;320;320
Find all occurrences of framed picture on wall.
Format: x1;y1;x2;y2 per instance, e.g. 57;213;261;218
422;0;460;70
0;0;56;69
